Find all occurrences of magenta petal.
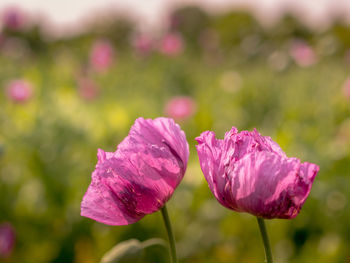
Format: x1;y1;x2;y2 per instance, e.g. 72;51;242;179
196;131;227;206
221;128;286;165
293;162;319;206
230;151;318;219
81;170;144;225
122;117;189;168
81;117;189;225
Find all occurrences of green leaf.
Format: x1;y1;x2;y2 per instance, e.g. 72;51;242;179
100;239;144;263
141;238;167;249
100;238;168;263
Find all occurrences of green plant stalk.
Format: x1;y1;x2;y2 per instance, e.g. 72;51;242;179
257;217;273;263
161;205;177;263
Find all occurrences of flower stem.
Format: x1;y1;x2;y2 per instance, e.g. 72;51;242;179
161;205;177;263
256;217;273;263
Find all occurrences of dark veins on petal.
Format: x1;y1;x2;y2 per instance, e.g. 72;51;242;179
161;139;184;173
106;183;145;220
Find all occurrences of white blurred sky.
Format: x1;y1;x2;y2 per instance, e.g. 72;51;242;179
2;0;350;36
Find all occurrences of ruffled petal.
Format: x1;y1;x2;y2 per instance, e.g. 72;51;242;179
117;117;189;189
292;162;319;207
196;131;227;206
221;128;286;168
227;151;318;219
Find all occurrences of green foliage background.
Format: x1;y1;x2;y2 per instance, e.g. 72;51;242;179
1;6;350;263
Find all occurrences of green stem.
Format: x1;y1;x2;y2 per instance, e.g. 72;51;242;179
161;205;177;263
256;217;273;263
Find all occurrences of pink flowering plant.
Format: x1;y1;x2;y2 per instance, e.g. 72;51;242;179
89;40;115;72
164;96;197;121
196;127;319;262
6;79;32;103
81;117;189;262
81;116;318;263
159;33;184;57
81;106;319;263
289;40;317;67
2;7;25;31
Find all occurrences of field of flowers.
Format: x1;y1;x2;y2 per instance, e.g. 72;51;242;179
1;5;350;263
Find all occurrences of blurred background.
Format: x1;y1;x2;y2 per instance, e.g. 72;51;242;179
1;0;350;262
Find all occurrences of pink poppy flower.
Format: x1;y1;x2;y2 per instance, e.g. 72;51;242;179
77;77;99;101
0;223;15;257
165;96;196;121
159;33;184;56
90;40;115;72
289;41;317;67
81;117;189;225
196;127;319;219
6;79;32;103
2;7;25;30
132;34;154;56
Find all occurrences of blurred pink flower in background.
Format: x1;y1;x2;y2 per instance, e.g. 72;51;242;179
289;40;317;67
90;40;115;72
0;223;15;258
77;77;99;101
196;127;319;219
132;34;154;56
6;79;32;103
165;96;197;121
159;33;184;56
81;117;189;225
342;77;350;100
2;7;25;30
